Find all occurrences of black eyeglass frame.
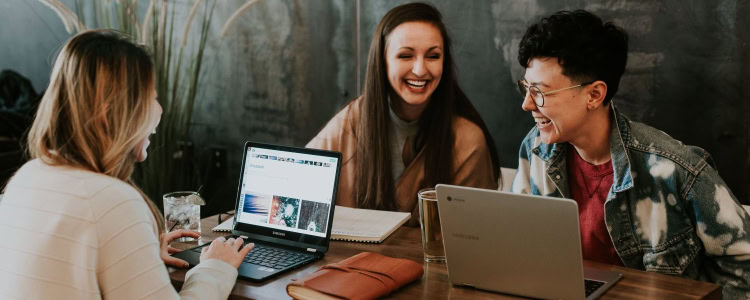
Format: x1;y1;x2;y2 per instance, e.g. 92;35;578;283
517;80;595;107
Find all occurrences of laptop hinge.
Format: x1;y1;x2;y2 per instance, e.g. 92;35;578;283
306;248;317;253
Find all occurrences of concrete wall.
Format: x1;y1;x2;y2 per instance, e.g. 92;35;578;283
1;0;748;212
0;0;72;93
191;0;356;215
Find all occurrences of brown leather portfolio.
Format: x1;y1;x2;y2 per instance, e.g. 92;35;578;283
286;252;424;300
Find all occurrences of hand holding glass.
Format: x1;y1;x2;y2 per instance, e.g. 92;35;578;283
163;191;204;242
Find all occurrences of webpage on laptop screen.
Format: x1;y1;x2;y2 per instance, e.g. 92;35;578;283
236;147;338;238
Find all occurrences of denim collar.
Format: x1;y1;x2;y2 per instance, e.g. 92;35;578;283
531;102;634;194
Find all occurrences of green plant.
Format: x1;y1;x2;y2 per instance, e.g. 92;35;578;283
138;0;217;203
39;0;260;204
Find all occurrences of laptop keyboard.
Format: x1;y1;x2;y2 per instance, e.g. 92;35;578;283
585;279;605;296
191;242;315;270
243;244;315;270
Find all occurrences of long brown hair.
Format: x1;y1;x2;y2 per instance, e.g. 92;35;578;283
27;30;165;234
355;2;500;210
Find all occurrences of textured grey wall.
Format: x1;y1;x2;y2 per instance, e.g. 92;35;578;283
191;0;356;215
0;0;72;93
193;0;355;166
1;0;748;211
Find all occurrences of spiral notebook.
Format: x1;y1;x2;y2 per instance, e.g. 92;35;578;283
213;206;411;243
212;218;234;232
330;206;411;243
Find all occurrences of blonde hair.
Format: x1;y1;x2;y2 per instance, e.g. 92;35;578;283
28;29;165;235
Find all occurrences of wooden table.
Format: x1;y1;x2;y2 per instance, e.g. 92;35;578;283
169;214;722;300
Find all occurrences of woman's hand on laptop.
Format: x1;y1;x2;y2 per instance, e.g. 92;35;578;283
160;229;201;268
200;236;255;268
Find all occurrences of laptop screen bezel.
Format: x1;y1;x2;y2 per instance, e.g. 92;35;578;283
231;141;341;253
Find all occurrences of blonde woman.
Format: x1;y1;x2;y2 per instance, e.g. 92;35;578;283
0;30;252;299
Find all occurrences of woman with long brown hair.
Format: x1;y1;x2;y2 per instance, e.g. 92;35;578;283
307;2;499;225
0;30;252;299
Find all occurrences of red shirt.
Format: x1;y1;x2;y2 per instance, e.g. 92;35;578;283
567;146;623;266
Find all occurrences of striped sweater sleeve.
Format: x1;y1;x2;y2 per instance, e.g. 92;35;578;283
92;184;238;300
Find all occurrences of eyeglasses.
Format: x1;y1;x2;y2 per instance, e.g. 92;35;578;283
517;80;595;107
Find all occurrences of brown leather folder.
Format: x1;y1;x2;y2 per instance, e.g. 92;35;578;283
286;252;424;300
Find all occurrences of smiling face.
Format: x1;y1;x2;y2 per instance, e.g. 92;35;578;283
133;87;162;162
385;21;444;120
521;57;590;145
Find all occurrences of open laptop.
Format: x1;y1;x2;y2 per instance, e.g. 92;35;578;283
435;184;622;299
173;141;341;281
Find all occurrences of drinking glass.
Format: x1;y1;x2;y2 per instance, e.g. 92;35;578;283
418;188;445;263
163;191;201;242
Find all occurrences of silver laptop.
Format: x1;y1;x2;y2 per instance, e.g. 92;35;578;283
435;184;622;300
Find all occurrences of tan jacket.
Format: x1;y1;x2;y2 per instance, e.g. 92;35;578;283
307;98;498;226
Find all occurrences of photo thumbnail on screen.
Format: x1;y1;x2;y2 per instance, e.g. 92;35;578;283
269;196;300;228
297;201;330;234
242;193;271;223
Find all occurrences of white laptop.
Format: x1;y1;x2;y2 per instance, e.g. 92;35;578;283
435;184;622;299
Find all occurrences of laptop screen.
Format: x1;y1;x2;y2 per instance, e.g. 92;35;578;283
232;142;341;250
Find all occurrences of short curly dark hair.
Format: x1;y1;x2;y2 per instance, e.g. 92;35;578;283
518;10;628;105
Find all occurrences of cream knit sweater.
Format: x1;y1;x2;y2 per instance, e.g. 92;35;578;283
0;159;237;299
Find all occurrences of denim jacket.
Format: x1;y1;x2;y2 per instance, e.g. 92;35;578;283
511;105;750;299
